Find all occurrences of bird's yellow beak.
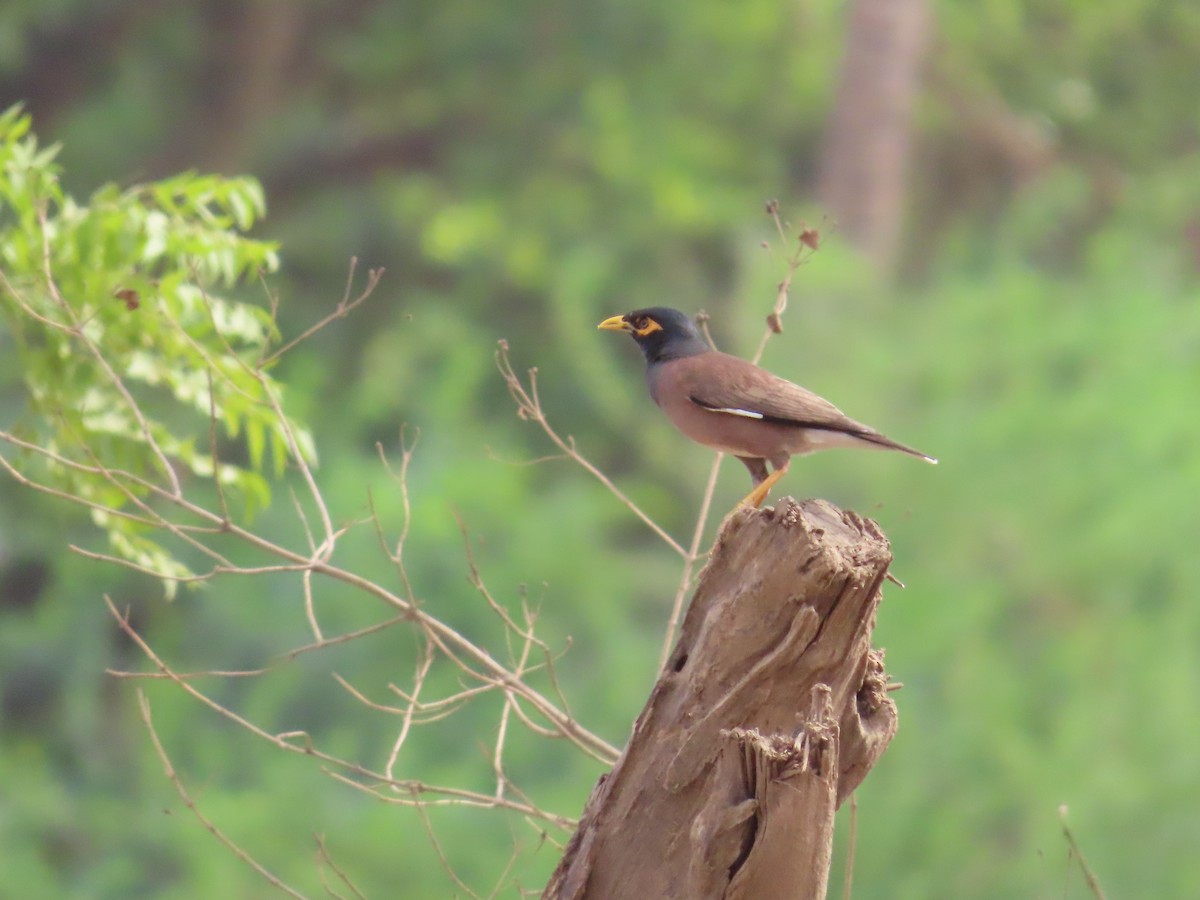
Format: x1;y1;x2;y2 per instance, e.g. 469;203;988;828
597;315;630;332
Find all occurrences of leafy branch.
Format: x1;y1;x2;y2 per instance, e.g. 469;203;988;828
2;110;614;895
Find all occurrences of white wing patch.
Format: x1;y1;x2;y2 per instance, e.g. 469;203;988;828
701;405;764;419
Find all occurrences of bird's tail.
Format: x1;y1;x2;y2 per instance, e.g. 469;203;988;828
855;431;938;465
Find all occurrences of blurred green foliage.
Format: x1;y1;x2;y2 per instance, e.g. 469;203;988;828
0;106;310;592
1;1;1199;898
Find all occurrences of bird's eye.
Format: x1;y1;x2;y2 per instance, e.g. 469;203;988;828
632;316;648;330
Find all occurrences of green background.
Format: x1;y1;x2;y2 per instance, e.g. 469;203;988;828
2;1;1198;897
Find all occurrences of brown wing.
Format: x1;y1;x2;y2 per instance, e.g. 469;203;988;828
676;351;937;462
680;352;870;433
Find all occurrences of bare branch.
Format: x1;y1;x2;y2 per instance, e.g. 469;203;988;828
413;798;482;899
282;616;409;662
110;597;579;830
137;689;308;899
658;454;722;670
259;259;384;368
374;424;419;601
843;793;859;900
385;640;434;780
302;569;324;643
109;667;269;679
494;342;687;558
8;225;625;893
456;510;549;650
0;451;169;531
314;834;367;900
207;368;233;524
1059;805;1108;900
750;202;823;363
328;771;576;831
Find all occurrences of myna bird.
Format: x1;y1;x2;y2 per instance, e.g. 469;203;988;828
598;307;937;507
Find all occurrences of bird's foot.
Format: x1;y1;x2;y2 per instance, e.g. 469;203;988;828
737;467;787;509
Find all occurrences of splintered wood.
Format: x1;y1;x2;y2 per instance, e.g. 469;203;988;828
545;499;899;900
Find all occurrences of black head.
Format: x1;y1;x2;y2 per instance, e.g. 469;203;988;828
597;307;710;364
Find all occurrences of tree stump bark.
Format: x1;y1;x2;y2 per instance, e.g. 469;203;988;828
545;498;899;900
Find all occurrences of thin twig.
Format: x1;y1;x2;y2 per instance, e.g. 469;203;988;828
303;569;324;643
456;510;549;647
413;795;482;899
136;689;308;899
14;236;627;883
34;208;183;497
108;598;588;826
485;834;527;900
495;342;687;558
385;640;435;780
195;281;337;551
843;792;858;900
0;451;170;530
314;834;367;900
282;616;408;662
328;771;576;830
1059;805;1107;900
658;453;722;670
377;424;419;601
109;667;268;679
17;368;616;764
259;259;384;368
207;369;232;524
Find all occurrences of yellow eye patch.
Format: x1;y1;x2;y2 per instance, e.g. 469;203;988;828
631;317;663;337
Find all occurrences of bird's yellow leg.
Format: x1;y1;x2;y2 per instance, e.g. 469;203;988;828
738;465;788;509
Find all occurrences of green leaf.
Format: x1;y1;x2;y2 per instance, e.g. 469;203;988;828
0;114;313;594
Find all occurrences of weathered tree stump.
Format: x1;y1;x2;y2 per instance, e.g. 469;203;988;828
545;498;899;900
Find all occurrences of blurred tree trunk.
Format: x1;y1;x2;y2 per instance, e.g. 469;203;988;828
545;500;899;899
817;0;931;276
155;0;308;174
2;3;154;128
